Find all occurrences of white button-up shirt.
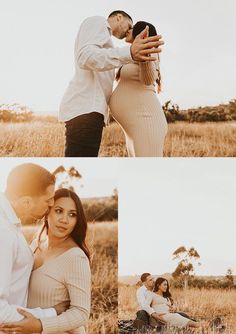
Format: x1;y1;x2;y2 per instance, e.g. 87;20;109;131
59;16;133;123
0;193;56;322
136;285;155;315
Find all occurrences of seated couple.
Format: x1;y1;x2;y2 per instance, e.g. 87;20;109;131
136;273;221;332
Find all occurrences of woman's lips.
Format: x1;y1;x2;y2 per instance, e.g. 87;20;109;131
56;226;67;232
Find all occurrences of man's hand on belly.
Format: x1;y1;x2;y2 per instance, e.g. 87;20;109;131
0;309;42;334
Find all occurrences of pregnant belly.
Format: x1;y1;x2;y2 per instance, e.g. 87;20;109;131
109;84;158;125
153;304;170;314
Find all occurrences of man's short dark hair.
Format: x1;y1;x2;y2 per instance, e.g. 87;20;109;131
140;273;151;283
108;10;133;22
6;163;55;198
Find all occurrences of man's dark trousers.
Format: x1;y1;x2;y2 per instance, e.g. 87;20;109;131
136;310;150;325
65;112;104;157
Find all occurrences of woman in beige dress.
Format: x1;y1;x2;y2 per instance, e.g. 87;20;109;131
109;21;168;157
146;277;208;331
1;188;91;334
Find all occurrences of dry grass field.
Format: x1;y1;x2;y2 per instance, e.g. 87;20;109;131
0;121;235;157
119;284;236;333
23;222;118;334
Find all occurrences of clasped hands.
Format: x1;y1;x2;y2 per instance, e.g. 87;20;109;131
130;26;164;62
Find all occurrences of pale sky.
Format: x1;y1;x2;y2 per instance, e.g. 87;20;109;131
0;0;235;114
118;158;236;277
0;158;118;198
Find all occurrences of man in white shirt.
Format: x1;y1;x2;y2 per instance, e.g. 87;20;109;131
136;273;166;327
0;163;68;326
135;273;196;331
60;10;164;157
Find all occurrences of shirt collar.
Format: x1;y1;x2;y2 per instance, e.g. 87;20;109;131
0;192;22;227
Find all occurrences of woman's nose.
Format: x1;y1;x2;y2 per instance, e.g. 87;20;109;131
60;213;69;224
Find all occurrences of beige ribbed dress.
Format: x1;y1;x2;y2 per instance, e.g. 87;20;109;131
27;247;91;334
148;293;190;328
109;61;168;157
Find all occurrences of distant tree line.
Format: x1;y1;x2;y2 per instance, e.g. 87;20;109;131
0;103;34;122
163;99;236;123
1;100;236;123
171;275;235;290
0;103;57;123
82;191;118;222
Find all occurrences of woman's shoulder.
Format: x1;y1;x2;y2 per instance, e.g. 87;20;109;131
62;248;90;277
63;247;89;262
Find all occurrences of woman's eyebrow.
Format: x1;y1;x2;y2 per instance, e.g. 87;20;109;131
55;205;77;212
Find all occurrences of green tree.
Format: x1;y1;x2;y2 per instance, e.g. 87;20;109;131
53;165;82;191
225;268;234;284
172;246;201;289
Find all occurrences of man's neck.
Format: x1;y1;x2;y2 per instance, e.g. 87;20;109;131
144;284;152;291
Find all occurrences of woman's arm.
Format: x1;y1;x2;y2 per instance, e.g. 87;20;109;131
40;252;91;334
138;59;159;85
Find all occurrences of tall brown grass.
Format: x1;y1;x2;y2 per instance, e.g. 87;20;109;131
0;121;235;157
23;222;118;334
119;284;236;333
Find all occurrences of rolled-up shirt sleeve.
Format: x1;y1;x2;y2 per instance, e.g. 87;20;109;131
0;231;56;322
76;16;132;72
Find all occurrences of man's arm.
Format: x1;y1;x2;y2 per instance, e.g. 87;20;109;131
0;232;56;322
137;291;166;324
137;290;156;315
76;17;164;72
76;17;132;72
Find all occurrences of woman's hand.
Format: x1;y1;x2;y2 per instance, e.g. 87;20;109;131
0;309;43;334
130;26;164;62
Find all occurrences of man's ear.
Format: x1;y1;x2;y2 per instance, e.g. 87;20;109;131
117;14;122;22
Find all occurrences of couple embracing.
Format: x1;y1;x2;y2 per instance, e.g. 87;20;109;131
0;163;91;334
135;273;222;332
60;10;167;157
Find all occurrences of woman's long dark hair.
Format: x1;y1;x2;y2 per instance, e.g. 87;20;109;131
37;188;90;261
116;21;162;93
154;277;173;304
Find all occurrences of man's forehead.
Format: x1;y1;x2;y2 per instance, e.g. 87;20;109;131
44;184;55;198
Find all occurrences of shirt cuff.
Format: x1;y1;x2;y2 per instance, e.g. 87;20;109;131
118;46;133;63
41;308;57;318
